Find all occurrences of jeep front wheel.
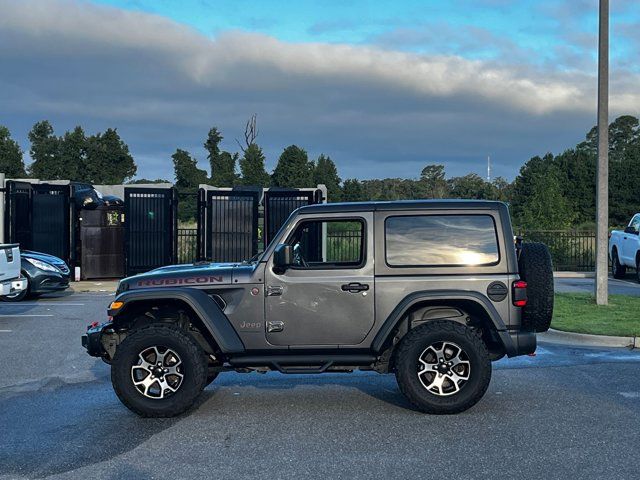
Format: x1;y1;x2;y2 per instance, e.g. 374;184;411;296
394;320;491;414
111;323;208;417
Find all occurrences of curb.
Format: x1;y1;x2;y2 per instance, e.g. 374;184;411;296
553;272;595;278
70;281;119;293
539;328;637;348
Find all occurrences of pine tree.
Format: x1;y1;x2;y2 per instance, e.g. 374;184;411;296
205;127;238;186
28;120;60;179
313;154;341;201
84;128;137;184
0;126;26;178
240;143;270;187
271;145;314;188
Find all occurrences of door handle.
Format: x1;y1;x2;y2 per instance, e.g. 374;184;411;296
267;321;284;333
341;282;369;293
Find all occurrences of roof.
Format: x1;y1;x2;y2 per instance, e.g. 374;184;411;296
296;199;507;214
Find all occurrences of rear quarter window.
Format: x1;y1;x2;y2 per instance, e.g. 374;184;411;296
385;214;500;267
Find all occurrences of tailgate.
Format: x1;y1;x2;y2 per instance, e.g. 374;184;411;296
0;244;21;282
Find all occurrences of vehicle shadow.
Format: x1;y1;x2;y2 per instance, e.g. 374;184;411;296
202;371;418;412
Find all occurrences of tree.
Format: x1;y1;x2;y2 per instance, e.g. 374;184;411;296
271;145;314;187
448;173;496;199
419;164;448;198
84;128;137;184
0;126;26;178
173;148;208;222
511;154;574;230
313;154;341;201
128;178;171;184
205;127;238;186
577;115;640;225
173;149;208;189
342;178;364;202
240;143;270;187
58;126;86;181
490;176;512;202
28;120;60;179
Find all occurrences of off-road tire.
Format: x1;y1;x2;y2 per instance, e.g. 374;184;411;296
394;320;491;414
111;323;208;417
611;249;626;279
518;242;554;332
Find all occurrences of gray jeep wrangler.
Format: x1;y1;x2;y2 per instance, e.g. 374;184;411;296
82;200;554;417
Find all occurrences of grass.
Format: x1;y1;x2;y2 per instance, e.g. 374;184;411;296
552;293;640;337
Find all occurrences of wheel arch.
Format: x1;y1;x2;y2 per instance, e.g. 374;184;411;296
110;288;245;355
371;290;515;357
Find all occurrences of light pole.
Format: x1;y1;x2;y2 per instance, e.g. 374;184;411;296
595;0;609;305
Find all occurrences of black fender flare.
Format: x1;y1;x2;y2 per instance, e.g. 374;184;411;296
109;288;245;354
371;290;517;356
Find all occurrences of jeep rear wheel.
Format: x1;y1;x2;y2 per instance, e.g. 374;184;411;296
111;323;208;417
394;320;491;414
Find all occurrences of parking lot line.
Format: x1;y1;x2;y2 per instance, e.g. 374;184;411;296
10;303;85;306
0;330;11;332
0;314;54;317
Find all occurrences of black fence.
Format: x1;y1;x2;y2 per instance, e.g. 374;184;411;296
518;230;596;272
177;228;198;264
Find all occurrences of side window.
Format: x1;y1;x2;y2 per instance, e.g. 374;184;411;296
286;219;364;269
385;214;499;267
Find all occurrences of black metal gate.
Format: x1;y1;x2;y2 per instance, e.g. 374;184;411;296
198;189;260;262
124;187;177;276
4;181;32;250
80;207;125;279
263;189;322;247
4;181;71;264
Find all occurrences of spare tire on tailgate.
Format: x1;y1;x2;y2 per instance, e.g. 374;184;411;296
517;242;554;332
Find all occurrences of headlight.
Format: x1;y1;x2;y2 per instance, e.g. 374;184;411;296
25;258;59;272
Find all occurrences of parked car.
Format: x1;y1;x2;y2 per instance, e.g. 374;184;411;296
0;250;70;302
609;213;640;282
83;200;554;417
0;244;28;299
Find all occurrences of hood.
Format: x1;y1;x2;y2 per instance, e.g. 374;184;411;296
118;261;244;292
22;250;67;266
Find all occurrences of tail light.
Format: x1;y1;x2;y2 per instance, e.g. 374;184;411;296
512;280;527;307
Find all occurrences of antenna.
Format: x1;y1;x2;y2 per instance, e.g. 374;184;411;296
487;155;491;182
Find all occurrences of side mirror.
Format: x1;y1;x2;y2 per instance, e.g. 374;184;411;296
624;226;638;235
273;244;293;270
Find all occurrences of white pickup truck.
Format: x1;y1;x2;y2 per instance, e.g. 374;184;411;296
609;213;640;282
0;244;28;297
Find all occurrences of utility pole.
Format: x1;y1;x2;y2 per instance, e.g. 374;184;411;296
595;0;609;305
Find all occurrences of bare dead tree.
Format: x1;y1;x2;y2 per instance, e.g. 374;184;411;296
236;114;258;153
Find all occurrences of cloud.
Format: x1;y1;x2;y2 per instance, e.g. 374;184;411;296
0;0;637;182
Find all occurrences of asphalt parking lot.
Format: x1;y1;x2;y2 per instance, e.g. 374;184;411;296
555;275;640;296
1;292;639;480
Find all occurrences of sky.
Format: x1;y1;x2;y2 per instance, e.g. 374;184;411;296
1;0;639;183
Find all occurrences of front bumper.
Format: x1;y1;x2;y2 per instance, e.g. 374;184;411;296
1;278;28;296
81;322;109;358
30;272;70;294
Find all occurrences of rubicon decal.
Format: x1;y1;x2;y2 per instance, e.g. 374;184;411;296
136;275;225;287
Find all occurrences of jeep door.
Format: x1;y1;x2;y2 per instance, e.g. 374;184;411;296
264;213;375;346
